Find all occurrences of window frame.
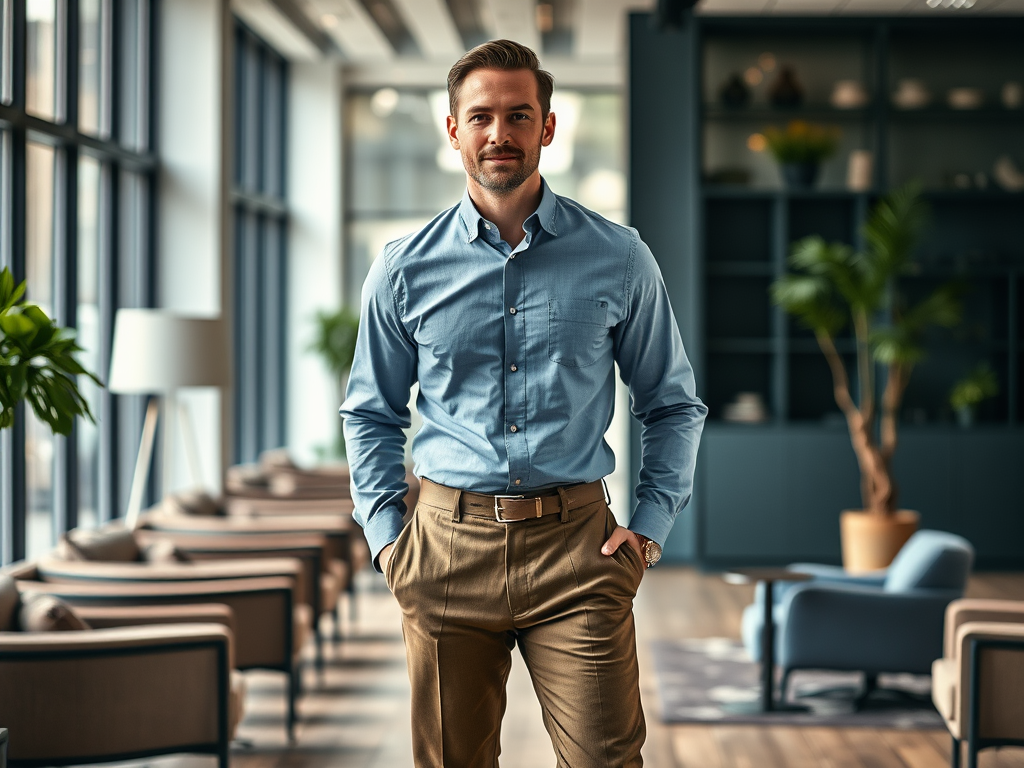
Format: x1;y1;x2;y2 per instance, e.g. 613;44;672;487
0;0;157;564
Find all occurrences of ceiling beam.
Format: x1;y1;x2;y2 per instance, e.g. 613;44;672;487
391;0;465;59
479;0;541;52
344;56;622;88
310;0;395;61
231;0;330;60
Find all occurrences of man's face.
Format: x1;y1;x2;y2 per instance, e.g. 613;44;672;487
447;68;556;195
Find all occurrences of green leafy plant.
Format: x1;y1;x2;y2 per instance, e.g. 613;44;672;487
770;183;963;517
949;363;998;413
762;120;842;165
308;308;359;380
0;267;102;434
308;307;359;459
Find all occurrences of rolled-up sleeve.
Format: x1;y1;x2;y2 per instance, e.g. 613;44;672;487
340;248;418;571
613;232;707;546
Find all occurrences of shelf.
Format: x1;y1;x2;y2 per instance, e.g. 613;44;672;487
707;339;775;353
703;187;868;199
889;107;1024;123
921;189;1024;201
706;262;775;276
704;105;874;122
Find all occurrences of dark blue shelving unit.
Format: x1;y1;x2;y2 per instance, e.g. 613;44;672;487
629;11;1024;569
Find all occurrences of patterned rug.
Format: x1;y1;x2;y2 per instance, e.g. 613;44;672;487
651;638;944;729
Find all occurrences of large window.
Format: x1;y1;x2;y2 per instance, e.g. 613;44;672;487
0;0;156;564
231;20;288;463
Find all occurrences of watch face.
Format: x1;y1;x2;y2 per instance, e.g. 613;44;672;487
644;540;663;566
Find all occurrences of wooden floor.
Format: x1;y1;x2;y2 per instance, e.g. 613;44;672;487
146;567;1024;768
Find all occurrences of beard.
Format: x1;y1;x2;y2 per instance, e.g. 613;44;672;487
463;141;541;194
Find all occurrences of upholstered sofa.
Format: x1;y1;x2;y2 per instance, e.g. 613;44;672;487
4;559;308;740
0;574;245;767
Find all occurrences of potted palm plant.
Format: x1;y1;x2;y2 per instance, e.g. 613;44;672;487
770;184;963;572
1;267;100;434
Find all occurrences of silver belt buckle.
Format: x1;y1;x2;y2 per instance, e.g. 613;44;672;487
493;494;541;522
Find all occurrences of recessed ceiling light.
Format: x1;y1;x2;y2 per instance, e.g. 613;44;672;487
320;13;339;29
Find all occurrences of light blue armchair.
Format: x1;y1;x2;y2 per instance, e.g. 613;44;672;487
741;530;975;702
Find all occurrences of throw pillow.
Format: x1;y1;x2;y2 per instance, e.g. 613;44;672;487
142;539;193;564
18;594;91;631
0;574;20;632
64;526;142;562
163;489;221;517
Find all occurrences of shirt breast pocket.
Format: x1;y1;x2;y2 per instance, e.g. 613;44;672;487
548;298;609;369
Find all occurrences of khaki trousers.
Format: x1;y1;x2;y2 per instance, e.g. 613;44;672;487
385;479;646;768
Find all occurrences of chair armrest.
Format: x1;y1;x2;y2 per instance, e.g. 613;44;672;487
779;583;957;674
952;620;1024;736
225;496;354;517
0;624;233;762
944;599;1024;659
74;603;236;638
789;563;888;586
38;556;303;584
753;564;888;606
142;512;351;534
18;575;300;671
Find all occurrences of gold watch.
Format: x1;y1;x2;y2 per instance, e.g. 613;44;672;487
633;533;662;568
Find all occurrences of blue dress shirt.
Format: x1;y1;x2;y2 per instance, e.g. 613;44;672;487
340;180;707;569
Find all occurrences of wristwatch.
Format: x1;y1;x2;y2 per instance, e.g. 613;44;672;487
633;533;662;568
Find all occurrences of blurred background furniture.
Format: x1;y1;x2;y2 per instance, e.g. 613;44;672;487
932;598;1024;768
0;574;243;767
741;530;974;705
49;522;339;668
4;559;305;740
723;567;811;712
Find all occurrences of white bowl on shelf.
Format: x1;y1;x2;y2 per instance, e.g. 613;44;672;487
892;79;930;109
947;87;984;110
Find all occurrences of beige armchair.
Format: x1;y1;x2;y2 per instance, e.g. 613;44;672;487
140;510;367;617
932;598;1024;768
6;562;307;741
0;596;243;768
52;523;341;668
135;529;347;657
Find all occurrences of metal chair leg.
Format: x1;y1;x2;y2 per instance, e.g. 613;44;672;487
287;666;298;743
950;735;960;768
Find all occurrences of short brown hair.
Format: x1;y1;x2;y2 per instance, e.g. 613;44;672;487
447;39;554;120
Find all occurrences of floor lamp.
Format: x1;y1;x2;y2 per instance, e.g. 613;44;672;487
108;310;230;528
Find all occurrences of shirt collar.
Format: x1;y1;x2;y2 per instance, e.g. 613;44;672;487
459;178;560;244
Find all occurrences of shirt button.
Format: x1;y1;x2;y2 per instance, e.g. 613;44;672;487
515;479;521;486
509;307;517;315
510;425;518;433
484;222;491;230
510;364;517;372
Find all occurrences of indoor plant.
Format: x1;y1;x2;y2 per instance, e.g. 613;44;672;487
770;184;963;571
763;120;841;189
1;267;100;434
308;307;359;459
949;363;998;427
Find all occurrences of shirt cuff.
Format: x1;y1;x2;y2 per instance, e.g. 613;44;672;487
628;502;674;548
363;506;405;573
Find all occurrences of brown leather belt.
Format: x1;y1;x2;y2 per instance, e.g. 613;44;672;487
419;478;607;522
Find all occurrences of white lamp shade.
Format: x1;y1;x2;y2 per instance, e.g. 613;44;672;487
108;309;230;393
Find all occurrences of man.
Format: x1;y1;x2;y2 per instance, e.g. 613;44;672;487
340;39;706;768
